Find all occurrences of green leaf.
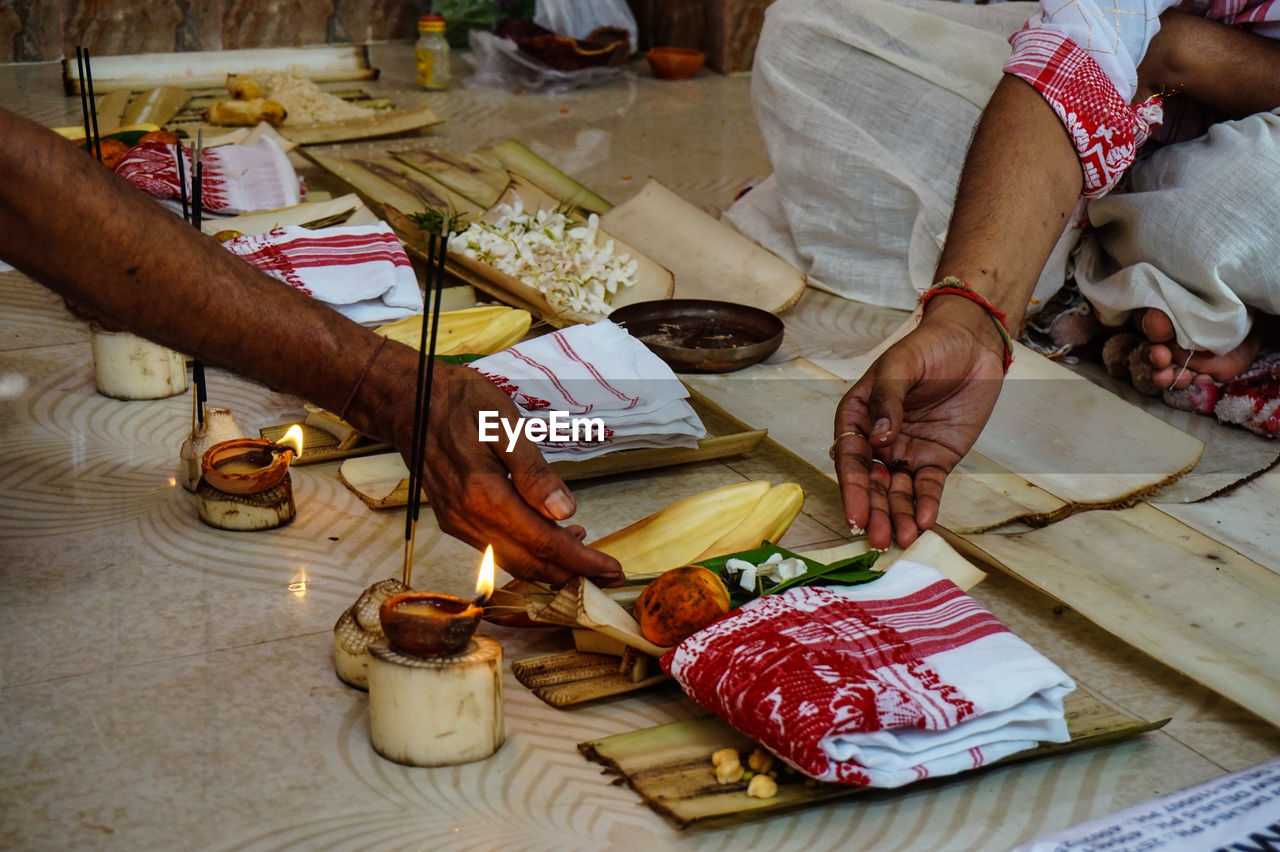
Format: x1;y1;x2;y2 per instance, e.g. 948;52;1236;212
438;353;485;365
695;543;882;607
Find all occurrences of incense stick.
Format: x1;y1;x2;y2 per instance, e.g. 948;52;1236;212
193;361;206;427
191;128;204;233
74;48;92;157
83;48;102;164
182;134;206;425
401;228;450;587
176;143;189;224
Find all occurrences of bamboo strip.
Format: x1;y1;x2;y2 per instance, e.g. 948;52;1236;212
535;673;671;707
64;45;375;94
259;423;388;466
511;651;620;688
600;178;807;314
121;87;192;127
199;194;364;237
95;89;131;134
302;152;424;220
579;690;1166;829
393;150;507;209
277;107;440;145
683;349;1201;533
335;431;767;510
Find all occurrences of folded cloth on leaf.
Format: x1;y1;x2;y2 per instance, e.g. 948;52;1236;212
223;224;422;324
469;320;705;461
663;560;1075;788
113;136;303;215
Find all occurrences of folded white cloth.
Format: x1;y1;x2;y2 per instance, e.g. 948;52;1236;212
114;136;303;215
470;320;705;461
663;560;1075;788
223;224;423;324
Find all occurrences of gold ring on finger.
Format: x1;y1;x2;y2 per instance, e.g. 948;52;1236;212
828;430;867;460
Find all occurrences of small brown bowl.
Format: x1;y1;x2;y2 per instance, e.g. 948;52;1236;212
380;592;483;658
646;47;705;80
609;299;785;373
201;438;292;494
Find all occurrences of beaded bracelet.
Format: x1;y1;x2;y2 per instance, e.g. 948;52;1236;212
919;276;1014;373
337;335;388;422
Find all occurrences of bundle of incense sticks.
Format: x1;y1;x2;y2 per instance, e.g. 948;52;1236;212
74;46;101;161
402;228;451;588
176;131;208;427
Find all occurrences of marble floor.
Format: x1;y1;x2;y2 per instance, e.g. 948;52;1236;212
2;45;1279;851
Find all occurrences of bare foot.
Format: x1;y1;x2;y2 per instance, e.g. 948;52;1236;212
1138;308;1266;390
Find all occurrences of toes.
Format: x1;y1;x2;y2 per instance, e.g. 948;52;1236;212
1187;347;1259;383
1140;307;1176;343
1146;343;1174;369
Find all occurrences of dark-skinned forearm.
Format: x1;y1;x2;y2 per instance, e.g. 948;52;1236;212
925;75;1083;355
0;107;406;441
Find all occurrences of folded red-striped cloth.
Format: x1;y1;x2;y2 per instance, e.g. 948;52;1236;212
469;320;704;461
223;224;422;324
113;137;303;215
662;560;1075;788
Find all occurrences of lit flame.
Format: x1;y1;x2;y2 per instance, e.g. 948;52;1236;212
278;424;305;459
476;545;496;602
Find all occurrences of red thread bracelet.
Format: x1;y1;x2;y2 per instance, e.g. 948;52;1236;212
338;336;388;422
919;277;1014;373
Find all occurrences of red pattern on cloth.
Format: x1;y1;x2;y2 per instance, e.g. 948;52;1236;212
220;225;422;324
112;138;301;215
228;229;410;296
662;580;1008;785
1208;0;1280;24
1004;28;1162;199
1165;351;1280;437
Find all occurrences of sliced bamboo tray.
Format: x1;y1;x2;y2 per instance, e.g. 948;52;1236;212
580;691;1167;830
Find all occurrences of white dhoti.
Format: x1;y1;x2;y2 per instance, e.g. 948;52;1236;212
731;0;1280;352
726;0;1039;311
1076;110;1280;355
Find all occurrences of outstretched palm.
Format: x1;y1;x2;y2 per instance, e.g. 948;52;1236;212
833;321;1006;549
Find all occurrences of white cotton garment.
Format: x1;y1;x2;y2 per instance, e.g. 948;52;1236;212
725;0;1070;311
1076;110;1280;355
469;320;705;462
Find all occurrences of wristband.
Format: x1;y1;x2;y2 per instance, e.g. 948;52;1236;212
920;277;1014;373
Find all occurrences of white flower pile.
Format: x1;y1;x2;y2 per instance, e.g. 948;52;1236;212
725;552;808;593
452;198;638;318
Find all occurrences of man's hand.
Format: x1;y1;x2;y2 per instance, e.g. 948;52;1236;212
405;360;624;587
834;308;1006;550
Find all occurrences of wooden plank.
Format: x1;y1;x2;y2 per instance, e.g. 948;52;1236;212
953;502;1280;727
579;690;1166;829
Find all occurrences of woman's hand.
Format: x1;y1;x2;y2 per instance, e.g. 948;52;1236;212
833;305;1006;550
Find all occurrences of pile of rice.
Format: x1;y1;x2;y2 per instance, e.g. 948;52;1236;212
261;72;369;125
